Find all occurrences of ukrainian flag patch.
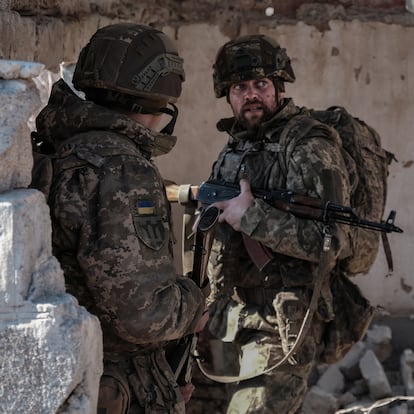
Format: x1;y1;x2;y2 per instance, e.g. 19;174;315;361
136;200;155;215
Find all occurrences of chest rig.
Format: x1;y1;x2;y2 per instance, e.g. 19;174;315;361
208;126;296;291
212;131;286;189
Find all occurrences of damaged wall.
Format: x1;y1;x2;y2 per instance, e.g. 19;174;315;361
1;1;413;310
1;0;413;313
163;5;413;316
0;2;414;412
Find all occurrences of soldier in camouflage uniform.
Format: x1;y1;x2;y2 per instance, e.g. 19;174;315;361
32;24;207;413
201;35;353;413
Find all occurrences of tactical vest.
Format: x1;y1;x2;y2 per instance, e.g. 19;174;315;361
208;125;321;292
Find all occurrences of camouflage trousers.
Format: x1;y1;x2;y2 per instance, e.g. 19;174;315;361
224;329;322;414
200;286;325;413
97;350;185;414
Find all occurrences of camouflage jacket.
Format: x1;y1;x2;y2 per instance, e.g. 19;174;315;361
208;98;352;294
35;80;204;356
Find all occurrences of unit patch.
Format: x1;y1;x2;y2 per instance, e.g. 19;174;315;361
129;196;166;250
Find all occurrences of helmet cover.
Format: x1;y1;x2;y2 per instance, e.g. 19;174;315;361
213;34;295;98
73;23;185;107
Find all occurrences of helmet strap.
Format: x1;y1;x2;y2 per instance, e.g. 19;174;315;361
272;78;285;107
159;103;179;135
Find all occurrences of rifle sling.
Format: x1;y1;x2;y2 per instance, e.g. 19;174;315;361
381;232;394;273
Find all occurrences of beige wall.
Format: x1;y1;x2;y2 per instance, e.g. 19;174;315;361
157;21;414;316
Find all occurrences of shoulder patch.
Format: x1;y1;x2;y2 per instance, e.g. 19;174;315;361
129;196;166;251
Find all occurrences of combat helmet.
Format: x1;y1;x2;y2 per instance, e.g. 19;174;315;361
73;23;185;114
213;34;295;98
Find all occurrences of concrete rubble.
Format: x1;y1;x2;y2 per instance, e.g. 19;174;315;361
186;323;414;414
301;324;414;414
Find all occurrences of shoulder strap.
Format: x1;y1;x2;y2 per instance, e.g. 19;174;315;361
277;116;320;178
52;133;142;178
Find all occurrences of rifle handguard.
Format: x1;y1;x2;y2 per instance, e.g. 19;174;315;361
178;184;192;204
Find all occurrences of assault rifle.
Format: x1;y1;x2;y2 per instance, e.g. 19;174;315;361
165;179;402;383
184;180;403;234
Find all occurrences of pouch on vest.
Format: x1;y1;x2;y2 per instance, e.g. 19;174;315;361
320;272;375;364
129;350;184;413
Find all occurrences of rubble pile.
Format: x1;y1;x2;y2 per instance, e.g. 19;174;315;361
301;324;414;414
188;324;414;414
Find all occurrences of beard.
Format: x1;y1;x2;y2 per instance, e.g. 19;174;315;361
236;100;276;131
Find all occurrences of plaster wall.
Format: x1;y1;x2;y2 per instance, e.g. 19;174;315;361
158;20;414;316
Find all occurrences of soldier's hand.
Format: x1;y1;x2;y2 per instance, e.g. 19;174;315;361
213;178;254;231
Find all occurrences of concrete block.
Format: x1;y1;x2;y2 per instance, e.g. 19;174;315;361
348;378;369;397
0;186;103;412
0;294;103;413
338;341;366;380
0;190;62;307
360;349;392;399
0;60;44;79
337;391;357;408
366;324;392;344
0;74;42;192
401;349;414;396
365;324;393;362
317;364;345;395
300;386;338;414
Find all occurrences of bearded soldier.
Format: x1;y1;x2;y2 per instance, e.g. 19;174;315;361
201;34;354;413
